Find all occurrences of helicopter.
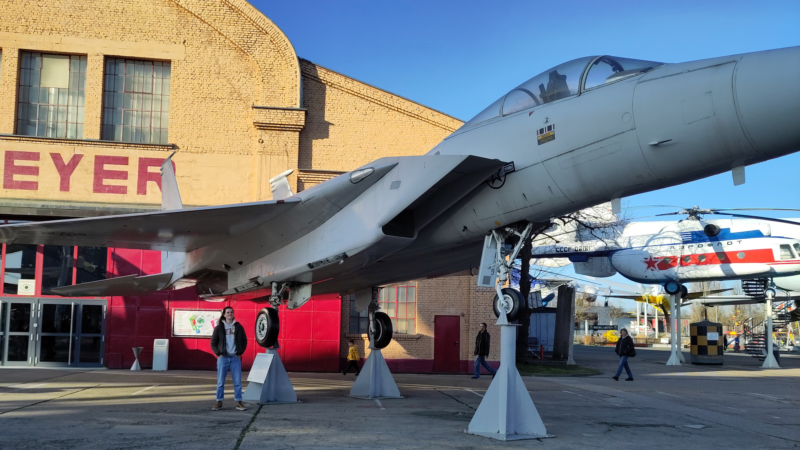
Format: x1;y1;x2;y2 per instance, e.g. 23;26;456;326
530;206;800;297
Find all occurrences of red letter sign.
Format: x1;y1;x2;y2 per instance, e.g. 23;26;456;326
137;157;175;195
50;153;84;192
93;156;128;194
3;151;39;190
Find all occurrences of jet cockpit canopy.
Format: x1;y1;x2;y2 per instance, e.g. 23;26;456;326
462;56;663;129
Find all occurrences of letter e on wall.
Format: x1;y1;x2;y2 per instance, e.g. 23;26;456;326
137;157;175;195
93;156;128;194
4;151;39;190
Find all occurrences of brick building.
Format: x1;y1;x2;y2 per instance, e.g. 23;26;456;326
0;0;500;372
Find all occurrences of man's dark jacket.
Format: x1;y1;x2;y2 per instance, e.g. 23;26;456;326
210;321;247;357
474;331;491;357
615;335;635;357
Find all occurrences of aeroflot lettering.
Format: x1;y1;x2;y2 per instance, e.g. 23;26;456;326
668;241;742;250
555;246;592;252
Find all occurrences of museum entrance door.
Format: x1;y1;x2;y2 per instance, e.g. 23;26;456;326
0;298;106;367
433;315;460;373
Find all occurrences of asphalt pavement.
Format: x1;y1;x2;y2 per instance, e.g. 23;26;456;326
1;345;799;449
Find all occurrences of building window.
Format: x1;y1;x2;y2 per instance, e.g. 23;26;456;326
17;52;87;139
1;241;107;296
379;282;417;334
348;294;369;334
102;58;171;144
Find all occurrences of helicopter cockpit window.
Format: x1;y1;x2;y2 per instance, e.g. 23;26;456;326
516;57;594;106
584;56;663;90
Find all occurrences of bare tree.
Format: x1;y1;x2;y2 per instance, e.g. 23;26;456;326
514;202;629;363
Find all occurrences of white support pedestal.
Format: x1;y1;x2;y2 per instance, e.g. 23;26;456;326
762;293;780;369
676;299;686;363
242;349;298;404
466;309;552;441
666;294;681;366
350;347;402;399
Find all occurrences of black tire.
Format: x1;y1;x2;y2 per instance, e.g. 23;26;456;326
680;285;688;299
255;307;279;348
664;281;681;295
372;311;393;349
493;288;523;322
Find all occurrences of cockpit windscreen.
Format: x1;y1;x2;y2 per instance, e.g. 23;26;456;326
584;56;662;90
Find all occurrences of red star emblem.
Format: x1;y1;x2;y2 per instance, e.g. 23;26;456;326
643;256;659;271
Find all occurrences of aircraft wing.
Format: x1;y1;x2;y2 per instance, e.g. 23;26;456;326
0;162;398;252
0;199;302;252
685;289;732;299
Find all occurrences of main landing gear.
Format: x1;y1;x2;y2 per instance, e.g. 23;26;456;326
255;282;289;349
493;288;523;323
350;287;400;399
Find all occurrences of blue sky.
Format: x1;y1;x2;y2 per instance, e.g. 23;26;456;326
252;1;799;308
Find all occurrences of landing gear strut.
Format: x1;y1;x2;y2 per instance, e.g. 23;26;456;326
255;282;288;348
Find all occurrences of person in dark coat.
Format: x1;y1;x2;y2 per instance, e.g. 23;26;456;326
210;306;248;411
613;328;635;381
472;322;497;379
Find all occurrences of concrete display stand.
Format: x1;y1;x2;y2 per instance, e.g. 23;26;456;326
666;294;682;366
130;347;143;371
242;349;298;404
762;291;781;369
350;346;402;399
466;307;552;441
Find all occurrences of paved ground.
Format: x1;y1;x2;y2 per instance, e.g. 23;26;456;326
1;346;800;449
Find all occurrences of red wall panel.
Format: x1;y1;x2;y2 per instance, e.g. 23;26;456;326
104;249;343;372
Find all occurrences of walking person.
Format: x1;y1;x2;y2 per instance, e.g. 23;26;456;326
472;322;497;379
343;339;361;375
210;306;248;411
723;334;728;352
612;328;635;381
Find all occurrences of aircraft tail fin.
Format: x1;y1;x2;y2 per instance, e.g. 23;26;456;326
161;152;183;211
269;169;294;201
159;152;185;284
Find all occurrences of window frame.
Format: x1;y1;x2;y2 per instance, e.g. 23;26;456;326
101;57;171;144
0;224;108;298
16;52;88;139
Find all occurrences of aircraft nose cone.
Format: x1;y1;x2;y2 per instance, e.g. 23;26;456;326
734;46;800;158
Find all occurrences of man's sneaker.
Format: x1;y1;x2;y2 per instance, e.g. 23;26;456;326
236;401;247;411
212;401;222;411
471;376;479;379
612;376;619;381
625;378;634;381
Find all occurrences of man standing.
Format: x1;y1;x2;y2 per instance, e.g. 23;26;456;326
343;339;361;375
210;306;248;411
612;328;635;381
472;322;497;379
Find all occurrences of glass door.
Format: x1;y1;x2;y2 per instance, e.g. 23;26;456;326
75;302;105;367
34;300;105;367
3;300;35;366
36;301;75;366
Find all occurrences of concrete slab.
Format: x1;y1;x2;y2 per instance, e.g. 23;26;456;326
0;346;798;449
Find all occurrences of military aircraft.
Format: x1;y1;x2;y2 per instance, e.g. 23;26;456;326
1;47;798;348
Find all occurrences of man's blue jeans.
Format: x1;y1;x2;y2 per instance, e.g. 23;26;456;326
216;355;243;401
614;355;633;379
474;355;496;378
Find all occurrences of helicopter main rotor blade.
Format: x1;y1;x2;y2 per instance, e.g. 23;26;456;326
707;211;800;226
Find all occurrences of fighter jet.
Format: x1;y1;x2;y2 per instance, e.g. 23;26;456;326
1;47;798;348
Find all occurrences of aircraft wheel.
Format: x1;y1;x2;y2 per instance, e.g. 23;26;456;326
255;307;279;348
372;312;393;349
680;285;689;299
664;281;682;296
493;288;523;322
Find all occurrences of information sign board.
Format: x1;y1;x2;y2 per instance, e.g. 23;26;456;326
172;310;219;337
